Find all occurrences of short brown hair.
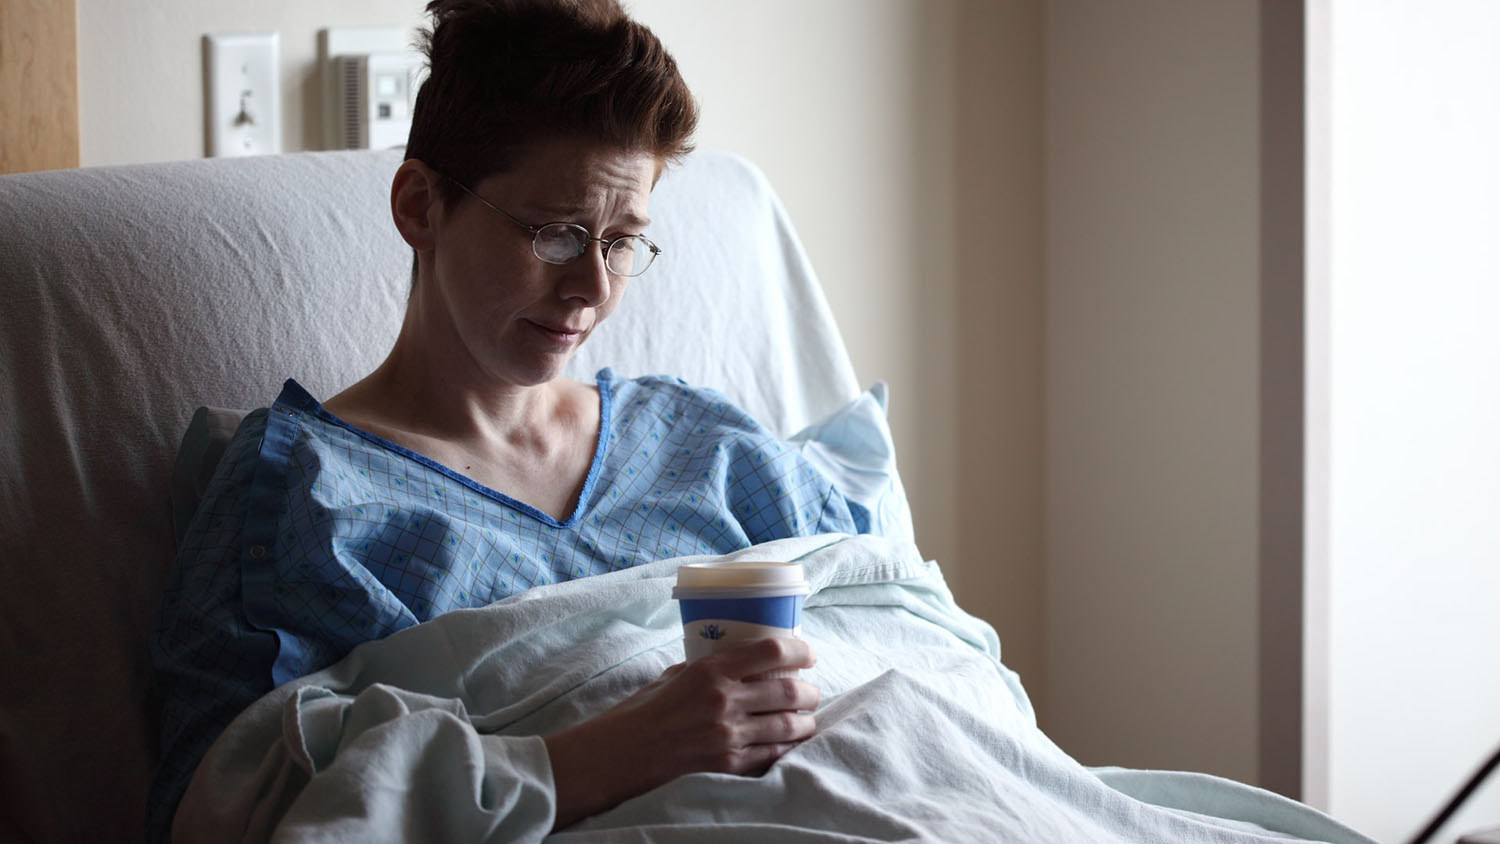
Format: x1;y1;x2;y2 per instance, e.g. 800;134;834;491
406;0;698;204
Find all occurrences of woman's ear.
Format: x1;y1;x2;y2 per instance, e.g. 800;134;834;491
391;159;442;252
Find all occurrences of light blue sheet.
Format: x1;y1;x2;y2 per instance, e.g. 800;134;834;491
174;535;1376;843
150;371;876;838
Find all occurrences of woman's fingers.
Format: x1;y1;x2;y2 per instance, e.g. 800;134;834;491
707;705;817;750
743;708;818;745
699;714;816;775
545;643;824;824
741;674;821;714
701;636;816;682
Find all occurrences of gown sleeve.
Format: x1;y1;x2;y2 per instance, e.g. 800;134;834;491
151;407;563;843
148;410;279;842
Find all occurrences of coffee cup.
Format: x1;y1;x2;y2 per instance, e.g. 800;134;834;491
672;561;810;673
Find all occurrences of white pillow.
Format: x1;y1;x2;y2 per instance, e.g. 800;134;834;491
788;383;914;542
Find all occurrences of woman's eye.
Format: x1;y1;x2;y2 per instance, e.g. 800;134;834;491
536;225;586;256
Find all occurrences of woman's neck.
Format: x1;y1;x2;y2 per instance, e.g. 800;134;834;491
339;342;584;443
324;338;602;521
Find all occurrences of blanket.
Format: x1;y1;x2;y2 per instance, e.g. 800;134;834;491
175;535;1374;843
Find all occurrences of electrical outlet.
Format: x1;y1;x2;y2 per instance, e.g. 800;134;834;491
204;32;280;157
319;27;410;150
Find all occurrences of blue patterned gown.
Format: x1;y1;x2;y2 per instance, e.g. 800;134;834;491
147;369;869;839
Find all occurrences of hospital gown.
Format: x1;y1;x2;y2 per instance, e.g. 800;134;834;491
147;369;870;841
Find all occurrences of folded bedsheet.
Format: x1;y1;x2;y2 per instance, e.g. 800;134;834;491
175;535;1374;843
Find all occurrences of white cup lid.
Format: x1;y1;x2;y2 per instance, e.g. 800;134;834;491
672;561;809;599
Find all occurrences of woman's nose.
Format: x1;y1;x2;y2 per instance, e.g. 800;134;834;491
557;245;613;306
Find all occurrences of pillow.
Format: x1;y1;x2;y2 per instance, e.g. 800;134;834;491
170;407;251;544
787;382;915;542
169;386;914;546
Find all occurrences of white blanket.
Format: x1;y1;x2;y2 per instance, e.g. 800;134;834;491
175;536;1373;843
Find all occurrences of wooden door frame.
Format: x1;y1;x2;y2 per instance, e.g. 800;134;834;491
1;0;80;174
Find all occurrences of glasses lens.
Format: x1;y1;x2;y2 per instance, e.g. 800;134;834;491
606;236;657;277
532;224;589;264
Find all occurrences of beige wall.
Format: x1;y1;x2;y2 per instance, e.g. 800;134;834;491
1045;0;1262;785
77;1;426;164
953;0;1048;721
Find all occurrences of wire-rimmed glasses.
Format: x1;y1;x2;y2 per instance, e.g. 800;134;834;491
443;175;661;277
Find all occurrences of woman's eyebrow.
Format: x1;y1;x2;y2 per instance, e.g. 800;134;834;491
531;204;651;229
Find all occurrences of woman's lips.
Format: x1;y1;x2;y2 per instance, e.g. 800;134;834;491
525;318;586;345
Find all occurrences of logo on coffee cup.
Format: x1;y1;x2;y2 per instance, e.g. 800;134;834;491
698;623;727;640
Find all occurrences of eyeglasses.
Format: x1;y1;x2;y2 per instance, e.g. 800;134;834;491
443;176;661;278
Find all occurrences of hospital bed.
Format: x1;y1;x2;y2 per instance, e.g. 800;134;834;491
0;147;889;841
0;150;1371;842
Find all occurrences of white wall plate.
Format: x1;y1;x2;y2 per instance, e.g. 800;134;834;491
319;26;410;150
203;32;281;157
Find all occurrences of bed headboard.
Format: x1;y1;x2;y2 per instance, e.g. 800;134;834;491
0;148;859;842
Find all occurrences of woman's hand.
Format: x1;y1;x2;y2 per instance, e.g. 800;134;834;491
544;636;820;829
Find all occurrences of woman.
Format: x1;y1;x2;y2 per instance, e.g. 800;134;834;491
149;0;872;838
